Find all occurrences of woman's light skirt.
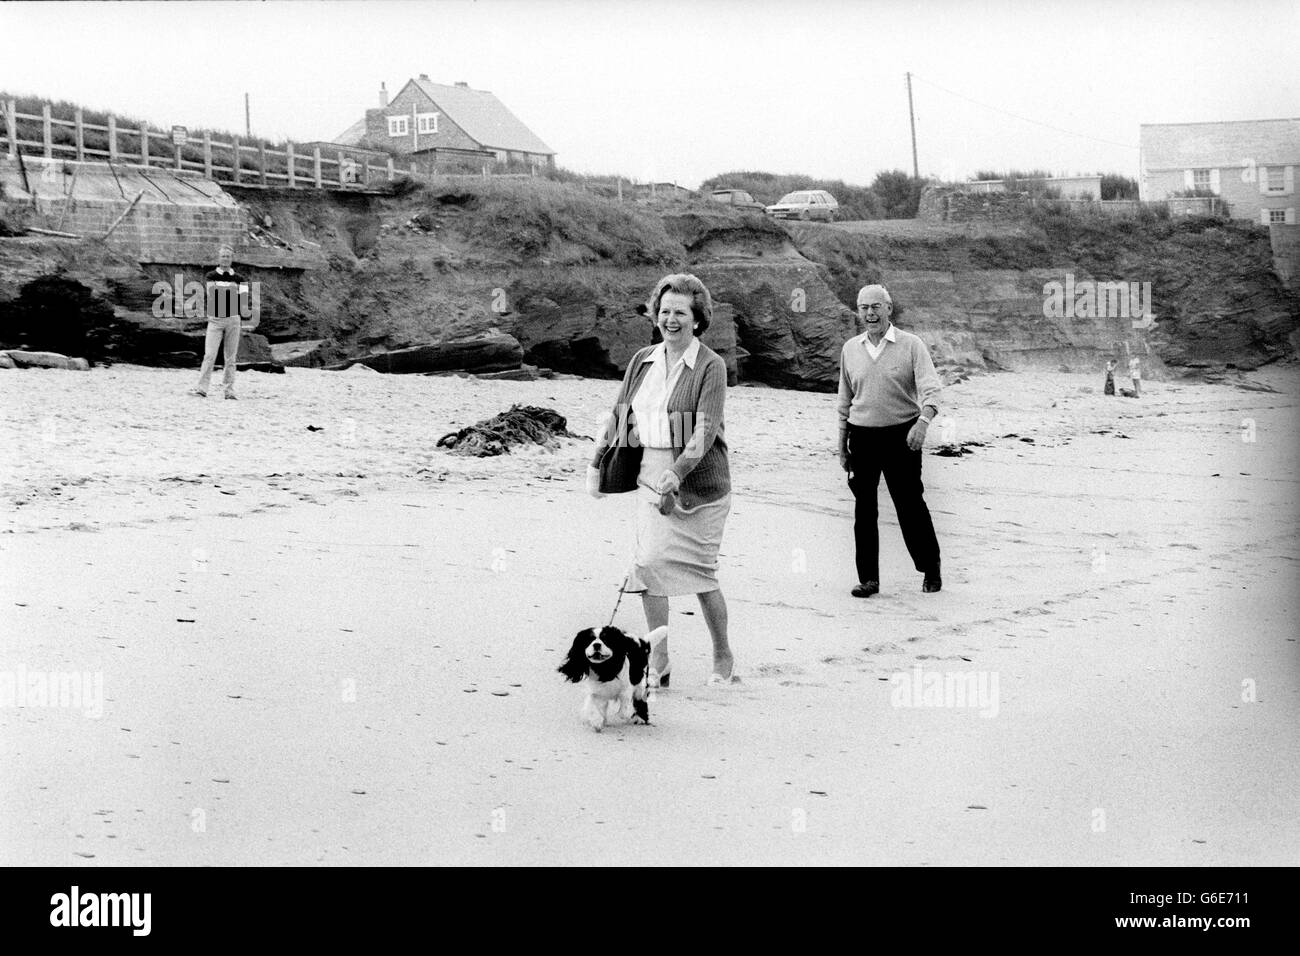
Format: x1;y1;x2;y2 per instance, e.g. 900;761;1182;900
625;447;730;597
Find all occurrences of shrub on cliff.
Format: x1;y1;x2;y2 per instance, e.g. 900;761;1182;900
1100;174;1139;200
870;170;931;219
417;178;682;266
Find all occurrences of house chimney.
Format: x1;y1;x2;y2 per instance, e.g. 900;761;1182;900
419;73;430;81
455;81;468;88
379;82;388;108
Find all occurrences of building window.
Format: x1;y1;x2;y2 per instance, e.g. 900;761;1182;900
1266;166;1285;192
1192;169;1211;190
417;113;439;134
387;116;409;137
1269;209;1287;224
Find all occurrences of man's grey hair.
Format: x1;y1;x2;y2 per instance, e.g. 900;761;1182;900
856;283;891;304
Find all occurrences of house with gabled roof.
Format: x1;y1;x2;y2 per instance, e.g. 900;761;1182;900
1140;118;1298;225
329;74;555;171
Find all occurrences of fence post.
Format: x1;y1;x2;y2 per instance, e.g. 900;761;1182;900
203;131;212;179
313;146;322;188
140;124;149;167
387;156;394;181
174;135;182;171
42;103;52;158
231;137;241;183
107;115;117;161
286;141;296;187
5;100;16;159
259;143;267;185
74;108;84;161
337;151;346;187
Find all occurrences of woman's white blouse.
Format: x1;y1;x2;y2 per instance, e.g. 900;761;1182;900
631;339;699;448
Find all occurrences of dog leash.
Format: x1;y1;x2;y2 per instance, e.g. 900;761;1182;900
606;572;630;627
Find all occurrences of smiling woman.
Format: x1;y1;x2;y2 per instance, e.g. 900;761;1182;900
585;273;738;688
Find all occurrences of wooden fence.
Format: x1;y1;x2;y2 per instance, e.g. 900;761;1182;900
1;99;408;191
1;100;686;202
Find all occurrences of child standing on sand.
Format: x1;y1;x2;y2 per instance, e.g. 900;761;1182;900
1104;359;1117;396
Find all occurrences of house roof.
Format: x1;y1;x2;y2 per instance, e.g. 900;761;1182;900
1140;118;1300;169
405;78;554;155
334;117;368;147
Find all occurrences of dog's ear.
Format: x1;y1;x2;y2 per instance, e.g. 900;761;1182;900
557;629;594;683
603;627;647;686
632;639;651;687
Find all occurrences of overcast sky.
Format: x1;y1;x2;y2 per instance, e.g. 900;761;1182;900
3;0;1297;189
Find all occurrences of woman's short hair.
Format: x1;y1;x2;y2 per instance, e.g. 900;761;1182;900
647;273;713;335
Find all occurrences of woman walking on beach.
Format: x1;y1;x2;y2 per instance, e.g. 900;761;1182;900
586;274;737;686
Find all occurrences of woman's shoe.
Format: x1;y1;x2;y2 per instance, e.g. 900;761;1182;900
707;657;738;687
648;665;671;689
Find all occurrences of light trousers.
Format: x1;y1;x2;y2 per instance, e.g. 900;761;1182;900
197;316;242;393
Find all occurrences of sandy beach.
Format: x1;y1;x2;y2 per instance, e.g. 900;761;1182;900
1;363;1297;865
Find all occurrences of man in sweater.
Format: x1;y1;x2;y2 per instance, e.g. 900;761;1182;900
837;284;943;597
191;245;257;399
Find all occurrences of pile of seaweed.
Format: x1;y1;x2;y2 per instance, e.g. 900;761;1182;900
436;404;588;457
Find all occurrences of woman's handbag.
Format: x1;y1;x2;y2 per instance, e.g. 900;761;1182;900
596;407;642;494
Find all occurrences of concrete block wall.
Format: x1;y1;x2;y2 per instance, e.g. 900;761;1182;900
919;186;1034;223
1271;224;1300;292
2;158;249;264
29;196;246;263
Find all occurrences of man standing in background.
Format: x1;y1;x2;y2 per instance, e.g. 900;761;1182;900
837;284;944;597
191;244;257;399
1128;354;1142;398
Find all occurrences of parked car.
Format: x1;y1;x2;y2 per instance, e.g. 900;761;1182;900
708;188;767;213
765;189;839;221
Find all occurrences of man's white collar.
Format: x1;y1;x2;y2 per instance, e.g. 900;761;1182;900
860;324;896;346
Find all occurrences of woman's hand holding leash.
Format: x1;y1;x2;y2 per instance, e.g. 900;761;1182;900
655;469;679;516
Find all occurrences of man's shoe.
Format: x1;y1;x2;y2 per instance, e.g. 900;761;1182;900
922;569;942;593
189;388;207;398
224;391;238;400
851;581;880;598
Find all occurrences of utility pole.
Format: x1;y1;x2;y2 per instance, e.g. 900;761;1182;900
245;93;251;138
906;72;919;180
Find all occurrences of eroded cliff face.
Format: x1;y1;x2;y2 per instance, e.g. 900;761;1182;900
787;216;1300;377
1;179;1296;387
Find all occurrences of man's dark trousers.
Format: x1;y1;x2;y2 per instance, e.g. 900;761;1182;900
847;420;940;583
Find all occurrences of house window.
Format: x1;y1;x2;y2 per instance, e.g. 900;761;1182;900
1269;209;1287;224
387;116;409;137
417;113;439;134
1266;166;1285;192
1192;169;1211;190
